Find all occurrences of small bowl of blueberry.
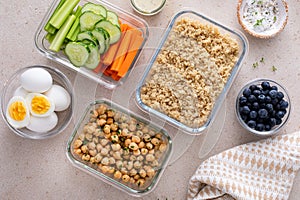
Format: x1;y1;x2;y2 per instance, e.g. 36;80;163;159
236;79;291;137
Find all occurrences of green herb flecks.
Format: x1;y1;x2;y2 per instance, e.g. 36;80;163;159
272;65;277;72
254;18;264;27
252;62;259;68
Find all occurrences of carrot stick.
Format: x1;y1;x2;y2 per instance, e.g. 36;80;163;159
110;30;132;72
117;34;144;77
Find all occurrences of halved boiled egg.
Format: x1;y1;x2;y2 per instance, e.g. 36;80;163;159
6;96;30;128
26;93;55;117
26;112;58;133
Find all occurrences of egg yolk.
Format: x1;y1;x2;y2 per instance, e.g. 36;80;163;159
31;96;50;114
9;101;27;121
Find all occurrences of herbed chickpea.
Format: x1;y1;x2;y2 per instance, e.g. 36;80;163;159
159;143;167;152
126;161;134;170
108;157;116;165
147;168;155;178
112;152;122;160
96;144;102;152
129;142;138;151
128;123;136;132
101;165;110;173
99;114;107;120
101;157;109;165
97;118;106;127
74;139;83;149
107;110;115;118
106;117;114;125
103;124;111;134
104;132;111;139
111;135;119;143
148;149;155;154
100;148;109;156
86;126;96;135
91;110;98;118
114;171;122;179
132;135;141;143
85;133;93;141
143;134;151;142
95;153;103;163
151;160;159;167
146;154;155;162
100;139;109;146
130;177;136;184
146;142;153;150
113;112;121;121
137;179;146;187
120;167;128;175
87;142;96;150
97;104;107;115
74;148;82;155
89;149;97;157
133;174;140;180
133;161;142;169
138;141;145;148
124;139;131;147
111;143;121;151
93;129;103;137
90;157;96;163
141;127;149;134
133;149;141;156
139;169;147;178
82;154;90;161
110;123;118;131
151;138;160;146
141;148;148;155
116;160;123;169
122;174;130;182
137;155;144;162
129;168;137;176
81;145;88;154
129;155;137;161
78;133;85;141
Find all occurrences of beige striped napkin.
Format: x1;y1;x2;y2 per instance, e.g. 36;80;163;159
187;131;300;200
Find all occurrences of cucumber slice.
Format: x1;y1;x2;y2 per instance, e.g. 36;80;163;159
80;11;104;31
85;44;100;69
95;20;121;44
65;42;90;67
91;28;108;54
81;3;107;18
106;10;120;27
77;31;99;46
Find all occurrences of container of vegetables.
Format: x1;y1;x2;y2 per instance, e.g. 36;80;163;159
35;0;149;89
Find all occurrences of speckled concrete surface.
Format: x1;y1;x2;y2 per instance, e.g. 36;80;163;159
1;0;300;199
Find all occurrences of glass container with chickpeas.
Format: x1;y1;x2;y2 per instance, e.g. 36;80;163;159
67;99;172;196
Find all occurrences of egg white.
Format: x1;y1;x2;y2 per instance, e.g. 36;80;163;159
26;112;58;133
44;84;71;112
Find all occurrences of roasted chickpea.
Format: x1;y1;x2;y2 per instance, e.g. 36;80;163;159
111;135;119;143
73;139;83;149
122;175;130;182
116;160;123;169
96;144;102;152
129;142;138;151
101;157;109;165
138;141;145;148
111;143;121;151
129;177;136;184
107;110;115;118
133;149;141;156
159;143;167;152
129;168;137;176
92;137;99;144
82;154;90;161
146;154;155;162
85;133;93;141
114;171;122;179
147;168;155;178
137;179;145;187
141;148;148;155
151;138;160;146
113;112;121;121
95;153;103;163
146;142;153;150
87;142;96;150
86;126;95;135
89;149;97;157
148;149;155;154
97;104;107;115
74;148;82;155
101;165;110;173
132;135;141;143
139;169;147;178
141;127;149;134
110;123;118;131
120;167;128;175
100;148;109;156
124;139;131;147
129;155;137;161
103;124;111;134
136;130;143;138
78;133;85;141
126;161;134;170
93;129;104;137
81;145;88;154
137;155;144;162
133;161;142;169
108;157;116;165
99;114;107;120
143;134;151;142
106;117;114;125
100;139;109;146
128;123;136;132
97;118;106;126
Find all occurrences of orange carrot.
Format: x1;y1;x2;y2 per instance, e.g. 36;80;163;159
102;40;122;66
110;30;133;72
117;34;144;77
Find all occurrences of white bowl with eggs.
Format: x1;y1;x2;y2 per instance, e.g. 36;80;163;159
1;65;74;139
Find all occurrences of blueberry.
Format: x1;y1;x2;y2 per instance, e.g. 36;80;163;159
258;109;268;119
241;106;251;115
249;85;258;91
265;96;272;103
262;89;270;96
271;98;279;106
249;110;258;119
276;118;282;125
277;91;284;100
265;103;273;112
253;89;262;97
252;102;260;110
269;90;278;99
276;111;285;119
257;94;266;103
265;124;271;131
261;81;271;90
270;110;276;117
269;118;276;127
239;96;248;106
248;95;257;103
279;100;289;109
241;114;248;121
271;85;278;91
247;120;256;129
242;88;252;97
256;123;265;131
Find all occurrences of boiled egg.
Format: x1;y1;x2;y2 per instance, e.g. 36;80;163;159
26;93;55;117
6;96;30;128
44;84;71;112
20;67;53;93
13;86;28;98
26;112;58;133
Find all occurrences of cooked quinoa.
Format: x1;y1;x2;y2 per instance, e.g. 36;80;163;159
141;17;239;128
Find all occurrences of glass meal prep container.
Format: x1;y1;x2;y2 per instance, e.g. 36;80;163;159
35;0;149;89
136;10;248;134
66;99;172;196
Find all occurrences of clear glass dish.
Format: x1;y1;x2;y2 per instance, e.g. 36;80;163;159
136;10;248;135
236;78;291;137
35;0;149;89
130;0;166;16
66;99;172;196
0;65;74;139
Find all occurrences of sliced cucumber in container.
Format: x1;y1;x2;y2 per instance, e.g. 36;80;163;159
81;2;107;18
106;10;120;27
95;20;121;44
65;42;90;67
92;28;108;54
77;31;99;46
85;43;100;69
80;11;104;31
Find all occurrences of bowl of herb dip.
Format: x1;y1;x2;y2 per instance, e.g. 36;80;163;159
237;0;288;38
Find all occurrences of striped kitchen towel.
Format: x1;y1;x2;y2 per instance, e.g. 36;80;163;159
187;131;300;200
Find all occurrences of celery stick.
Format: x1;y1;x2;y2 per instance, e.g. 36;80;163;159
44;0;66;33
66;5;82;40
45;32;56;43
69;26;80;41
49;0;80;29
49;14;76;52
